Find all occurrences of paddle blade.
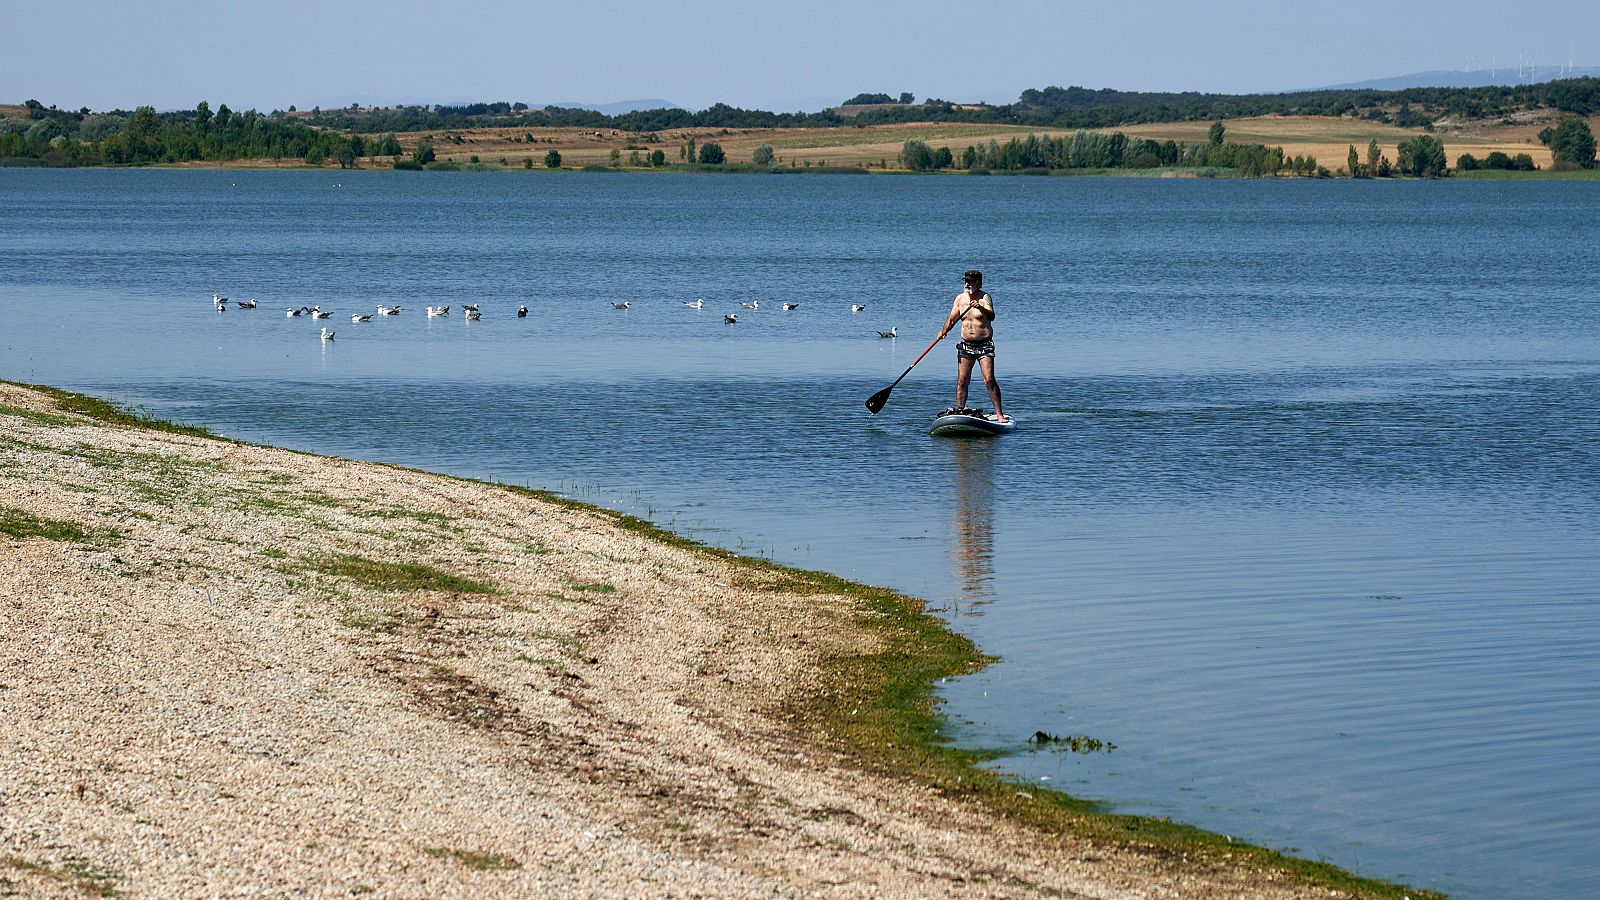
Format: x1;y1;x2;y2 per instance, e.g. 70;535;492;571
864;385;893;415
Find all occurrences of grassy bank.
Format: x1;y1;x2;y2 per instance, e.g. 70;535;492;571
1453;167;1600;180
4;379;1441;898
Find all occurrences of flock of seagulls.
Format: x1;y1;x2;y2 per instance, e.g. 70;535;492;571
207;293;897;342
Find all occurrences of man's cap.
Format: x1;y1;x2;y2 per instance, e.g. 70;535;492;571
963;269;983;282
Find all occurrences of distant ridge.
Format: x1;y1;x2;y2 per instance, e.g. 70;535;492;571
548;98;680;115
1313;66;1600;91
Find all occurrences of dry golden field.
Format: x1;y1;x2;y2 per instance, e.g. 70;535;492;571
378;112;1600;172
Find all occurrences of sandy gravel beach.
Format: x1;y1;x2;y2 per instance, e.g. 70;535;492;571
0;382;1414;898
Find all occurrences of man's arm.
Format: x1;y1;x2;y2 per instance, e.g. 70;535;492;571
938;295;966;339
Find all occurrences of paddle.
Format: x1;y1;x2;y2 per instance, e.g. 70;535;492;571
865;331;946;414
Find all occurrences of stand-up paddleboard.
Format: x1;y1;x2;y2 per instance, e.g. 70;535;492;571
929;407;1017;436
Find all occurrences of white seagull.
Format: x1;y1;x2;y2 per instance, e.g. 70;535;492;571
877;326;898;338
740;300;760;310
310;309;332;319
781;302;799;311
851;304;867;313
683;299;704;309
286;307;304;317
724;313;738;324
237;298;257;309
320;328;335;342
611;301;631;310
517;305;528;318
462;303;480;312
351;313;372;323
426;305;450;317
465;309;482;320
377;305;401;315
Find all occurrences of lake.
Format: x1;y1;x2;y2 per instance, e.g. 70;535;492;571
2;168;1597;898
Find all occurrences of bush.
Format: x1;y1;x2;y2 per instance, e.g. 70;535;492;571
1511;153;1537;171
1456;153;1479;171
649;149;665;167
1538;117;1597;168
697;142;725;164
544;149;561;168
899;138;935;170
1396;134;1446;177
752;143;774;165
469;154;480;163
412;141;435;165
393;159;423;171
522;157;533;169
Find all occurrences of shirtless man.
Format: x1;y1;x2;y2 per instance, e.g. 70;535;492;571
937;269;1005;422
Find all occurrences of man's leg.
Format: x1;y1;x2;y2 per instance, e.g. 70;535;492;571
955;356;974;409
979;357;1003;420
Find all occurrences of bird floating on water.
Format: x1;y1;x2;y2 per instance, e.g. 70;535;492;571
851;304;866;313
462;303;480;312
465;309;482;320
612;302;631;310
286;308;304;317
724;313;738;324
683;299;703;309
782;302;799;311
426;305;450;317
377;305;401;315
237;298;257;309
320;328;335;342
517;305;528;318
351;313;372;323
740;300;760;310
877;326;897;338
310;309;332;319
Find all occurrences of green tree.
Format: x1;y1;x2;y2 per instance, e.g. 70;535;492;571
195;100;212;132
1538;117;1597;168
378;133;402;156
1347;144;1360;177
335;140;359;169
1456;153;1480;171
686;137;696;162
751;143;774;165
1366;139;1380;171
1396;134;1446;177
898;92;914;104
649;149;666;167
627;149;642;166
932;146;954;169
412;141;436;165
523;156;533;169
899;138;934;170
697;142;725;164
544;149;562;168
1208;120;1225;145
608;148;621;166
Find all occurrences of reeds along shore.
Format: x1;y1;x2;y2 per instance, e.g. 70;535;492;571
0;381;1436;898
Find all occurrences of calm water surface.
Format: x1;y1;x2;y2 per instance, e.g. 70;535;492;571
3;169;1598;898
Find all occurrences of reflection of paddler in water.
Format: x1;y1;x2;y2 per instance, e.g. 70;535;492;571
948;438;997;615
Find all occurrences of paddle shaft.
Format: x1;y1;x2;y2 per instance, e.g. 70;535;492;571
865;331;945;413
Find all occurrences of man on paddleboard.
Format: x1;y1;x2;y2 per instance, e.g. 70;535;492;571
938;269;1005;422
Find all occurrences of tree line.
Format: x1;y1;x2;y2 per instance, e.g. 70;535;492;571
0;100;396;168
899;123;1325;176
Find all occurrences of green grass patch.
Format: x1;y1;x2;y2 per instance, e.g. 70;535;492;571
1;854;121;896
307;553;497;594
422;847;521;871
14;382;218;438
1454;167;1600;180
0;403;77;427
0;506;117;545
570;581;615;594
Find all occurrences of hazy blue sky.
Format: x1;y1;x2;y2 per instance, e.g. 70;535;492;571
8;1;1598;112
